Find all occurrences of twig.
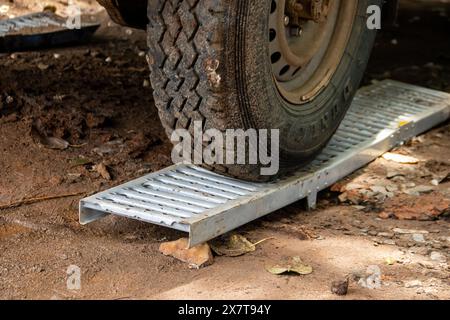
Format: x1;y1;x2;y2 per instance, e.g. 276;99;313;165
252;237;276;247
0;191;86;210
69;143;88;148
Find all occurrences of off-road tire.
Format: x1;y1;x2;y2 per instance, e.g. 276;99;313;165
147;0;381;181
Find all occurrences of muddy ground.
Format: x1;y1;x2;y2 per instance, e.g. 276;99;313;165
0;1;449;300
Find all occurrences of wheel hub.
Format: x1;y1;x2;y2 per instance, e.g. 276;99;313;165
269;0;357;104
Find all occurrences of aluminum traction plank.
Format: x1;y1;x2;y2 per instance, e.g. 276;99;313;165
79;80;450;247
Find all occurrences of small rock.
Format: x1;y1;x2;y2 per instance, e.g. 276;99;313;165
105;57;112;63
385;257;397;265
387;171;405;179
377;232;394;239
159;238;214;269
90;50;101;58
338;192;348;203
404;280;422;288
430;251;447;263
5;95;14;104
386;185;399;192
37;63;49;70
393;228;429;235
412;234;426;243
404;185;435;196
370;186;388;194
331;278;349;296
431;179;440;186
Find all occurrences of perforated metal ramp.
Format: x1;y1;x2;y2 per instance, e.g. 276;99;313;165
80;80;450;247
0;11;100;52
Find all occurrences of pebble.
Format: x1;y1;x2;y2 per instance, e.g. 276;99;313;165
404;185;435;196
387;171;405;179
393;228;429;235
404;280;423;288
5;96;14;104
331;279;349;296
386;185;399;192
378;232;394;239
430;251;447;263
412;234;426;243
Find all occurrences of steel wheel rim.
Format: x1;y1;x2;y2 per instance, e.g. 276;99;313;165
269;0;358;105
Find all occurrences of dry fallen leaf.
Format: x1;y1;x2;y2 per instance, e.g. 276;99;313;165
70;157;93;167
382;152;419;164
331;278;349;296
210;234;273;257
159;238;214;269
94;163;111;180
31;120;69;150
266;256;313;275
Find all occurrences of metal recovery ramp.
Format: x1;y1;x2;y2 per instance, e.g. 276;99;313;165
79;80;450;247
0;11;99;52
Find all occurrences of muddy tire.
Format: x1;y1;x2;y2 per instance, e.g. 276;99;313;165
146;0;381;181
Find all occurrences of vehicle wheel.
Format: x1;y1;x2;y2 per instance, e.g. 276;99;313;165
147;0;381;181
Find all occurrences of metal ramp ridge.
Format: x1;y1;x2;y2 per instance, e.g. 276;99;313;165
79;80;450;247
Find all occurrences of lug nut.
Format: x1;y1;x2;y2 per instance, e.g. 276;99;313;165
290;27;303;37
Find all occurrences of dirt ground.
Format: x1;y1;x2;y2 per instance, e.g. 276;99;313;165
0;0;449;300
